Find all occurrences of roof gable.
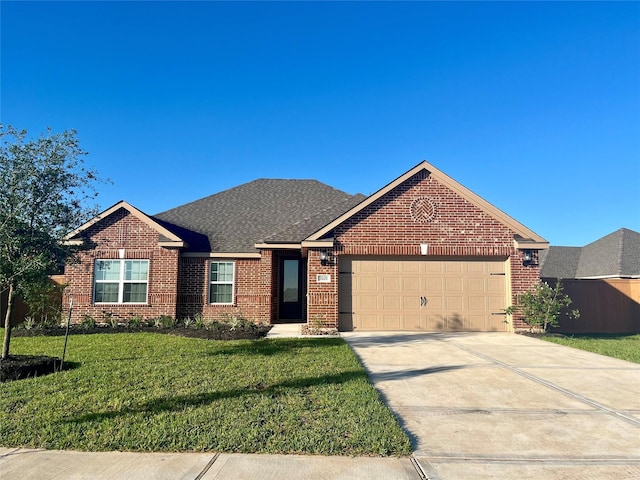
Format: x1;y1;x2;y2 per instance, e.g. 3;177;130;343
305;161;548;247
65;201;186;247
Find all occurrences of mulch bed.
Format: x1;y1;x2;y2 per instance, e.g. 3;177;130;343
11;324;272;341
0;355;62;382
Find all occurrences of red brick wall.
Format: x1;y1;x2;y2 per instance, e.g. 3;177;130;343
177;253;273;323
307;170;540;329
306;249;337;327
63;209;180;324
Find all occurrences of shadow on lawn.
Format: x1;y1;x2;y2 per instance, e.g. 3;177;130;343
60;368;364;424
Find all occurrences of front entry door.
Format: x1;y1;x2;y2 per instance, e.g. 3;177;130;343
279;257;303;320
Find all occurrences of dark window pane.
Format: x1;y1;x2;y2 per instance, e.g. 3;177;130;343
95;283;119;303
123;283;147;303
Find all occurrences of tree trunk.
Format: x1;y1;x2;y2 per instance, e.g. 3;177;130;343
2;282;16;359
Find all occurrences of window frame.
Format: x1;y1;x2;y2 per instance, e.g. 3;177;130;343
93;259;149;305
209;260;235;305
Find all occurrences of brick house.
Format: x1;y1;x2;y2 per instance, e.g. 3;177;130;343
63;161;548;331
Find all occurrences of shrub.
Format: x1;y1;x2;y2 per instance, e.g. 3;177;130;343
22;317;36;331
102;311;119;328
220;311;254;331
506;280;580;332
151;316;176;329
127;315;143;328
81;315;96;330
193;313;205;330
182;317;194;329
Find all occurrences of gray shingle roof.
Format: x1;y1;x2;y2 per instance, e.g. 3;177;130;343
541;228;640;279
153;179;365;253
539;247;582;279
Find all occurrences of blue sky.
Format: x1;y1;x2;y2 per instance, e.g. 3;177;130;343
2;1;639;246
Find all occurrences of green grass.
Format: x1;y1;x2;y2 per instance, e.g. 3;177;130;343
0;332;411;455
541;334;640;363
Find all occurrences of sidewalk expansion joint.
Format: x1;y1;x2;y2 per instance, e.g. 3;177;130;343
411;456;441;480
195;452;220;480
415;453;640;466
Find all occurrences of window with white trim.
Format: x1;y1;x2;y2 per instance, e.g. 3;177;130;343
94;259;149;304
210;261;234;304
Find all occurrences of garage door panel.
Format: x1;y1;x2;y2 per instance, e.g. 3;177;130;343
402;262;420;273
383;261;400;272
468;278;485;292
446;296;463;310
383;276;401;291
427;314;446;331
488;277;505;291
445;278;463;291
359;277;378;291
489;295;506;310
467;262;485;273
359;295;378;309
426;296;444;310
403;296;420;310
426;261;444;273
445;262;462;273
382;314;401;330
425;278;443;291
403;314;422;329
468;296;486;310
383;296;401;309
468;314;486;330
339;256;508;332
403;277;421;291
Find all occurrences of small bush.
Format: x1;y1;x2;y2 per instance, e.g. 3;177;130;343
193;313;205;330
220;311;254;331
81;315;96;330
182;317;194;329
506;280;580;332
127;315;143;328
22;317;36;331
102;311;119;328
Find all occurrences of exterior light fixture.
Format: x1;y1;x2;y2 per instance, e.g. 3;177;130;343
319;249;329;266
522;250;538;267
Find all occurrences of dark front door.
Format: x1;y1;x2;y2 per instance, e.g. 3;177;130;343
279;257;304;320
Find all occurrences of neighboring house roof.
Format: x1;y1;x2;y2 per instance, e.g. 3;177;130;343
153;179;365;253
305;160;549;248
64;201;186;248
540;228;640;279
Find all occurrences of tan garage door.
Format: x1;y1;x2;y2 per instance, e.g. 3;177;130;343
338;256;508;331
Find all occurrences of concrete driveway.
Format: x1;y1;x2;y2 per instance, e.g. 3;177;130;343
342;332;640;480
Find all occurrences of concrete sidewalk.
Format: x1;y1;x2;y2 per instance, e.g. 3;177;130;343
0;448;422;479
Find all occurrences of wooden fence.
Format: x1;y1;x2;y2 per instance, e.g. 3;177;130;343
546;278;640;334
0;275;66;327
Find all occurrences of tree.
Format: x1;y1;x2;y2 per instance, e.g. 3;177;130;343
0;125;105;359
506;280;580;332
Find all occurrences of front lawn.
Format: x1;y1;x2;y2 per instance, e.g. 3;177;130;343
541;334;640;363
0;332;411;455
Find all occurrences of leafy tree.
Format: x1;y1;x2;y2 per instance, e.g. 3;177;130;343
0;125;105;359
506;280;580;332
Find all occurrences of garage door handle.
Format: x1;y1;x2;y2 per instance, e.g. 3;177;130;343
420;296;428;307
